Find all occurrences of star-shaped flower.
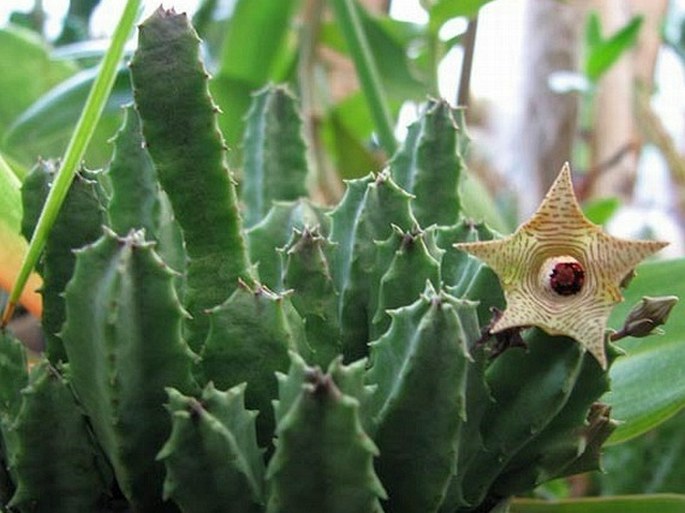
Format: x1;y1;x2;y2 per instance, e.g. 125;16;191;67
456;163;667;368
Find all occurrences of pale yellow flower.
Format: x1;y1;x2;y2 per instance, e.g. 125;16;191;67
455;164;667;368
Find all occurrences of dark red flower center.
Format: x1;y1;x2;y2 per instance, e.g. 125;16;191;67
549;261;585;296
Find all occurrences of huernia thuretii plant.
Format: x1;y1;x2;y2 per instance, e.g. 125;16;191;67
0;7;678;513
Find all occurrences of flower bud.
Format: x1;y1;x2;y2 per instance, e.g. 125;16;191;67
621;295;678;338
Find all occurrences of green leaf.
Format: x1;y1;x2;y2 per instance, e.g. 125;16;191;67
585;12;602;48
319;14;427;101
510;494;685;513
130;7;254;351
582;196;620;225
584;14;643;82
0;154;41;317
320;93;385;180
604;259;685;443
159;384;265;513
3;0;140;329
212;0;300;149
429;0;496;32
598;409;685;494
4;66;130;168
329;0;397;155
460;170;513;235
0;25;76;141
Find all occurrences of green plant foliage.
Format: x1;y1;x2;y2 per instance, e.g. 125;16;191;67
8;361;111;513
319;13;426;101
55;0;103;45
247;199;329;290
202;282;307;446
0;26;76;141
210;0;299;150
241;85;308;228
159;384;265;513
510;494;685;513
583;13;643;82
266;357;386;513
365;286;473;513
61;230;197;511
0;154;42;317
0;332;27;505
106;105;160;237
428;0;498;32
597;410;685;495
21;161;106;363
0;5;683;513
329;172;415;361
581;197;620;226
605;259;685;443
458;332;586;507
5;67;130;167
3;0;140;333
282;227;341;368
389;100;464;227
130;8;254;351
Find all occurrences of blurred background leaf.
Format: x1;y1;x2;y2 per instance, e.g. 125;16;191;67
511;494;685;513
0;26;76;142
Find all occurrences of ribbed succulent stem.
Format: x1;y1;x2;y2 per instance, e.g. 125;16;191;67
130;8;253;350
390;99;465;227
201;282;308;447
329;172;415;361
267;355;386;513
282;227;341;368
242;85;309;228
9;361;111;512
107;105;160;237
247;199;329;291
159;384;265;513
61;230;197;511
20;161;106;363
366;286;476;513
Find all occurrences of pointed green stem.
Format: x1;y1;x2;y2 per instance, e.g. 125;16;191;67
329;0;397;155
1;0;141;327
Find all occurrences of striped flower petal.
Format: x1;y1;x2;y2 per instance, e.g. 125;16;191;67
456;163;667;368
